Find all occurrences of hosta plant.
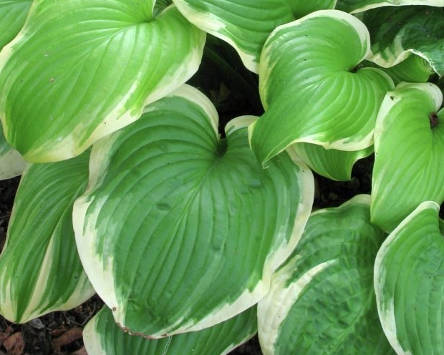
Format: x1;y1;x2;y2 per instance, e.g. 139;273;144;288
73;85;314;337
0;0;205;162
257;195;392;355
248;10;394;167
371;82;444;232
83;306;257;354
0;1;443;354
375;201;444;355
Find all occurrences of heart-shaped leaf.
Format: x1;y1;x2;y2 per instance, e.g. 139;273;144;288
363;6;444;76
291;144;373;181
73;85;314;337
371;83;444;232
0;124;26;180
258;195;393;355
0;0;205;163
84;306;257;355
0;0;31;50
249;10;394;166
173;0;335;72
0;152;94;323
375;201;444;354
336;0;443;13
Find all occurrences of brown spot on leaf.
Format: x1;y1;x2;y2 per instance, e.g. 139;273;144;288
430;112;439;129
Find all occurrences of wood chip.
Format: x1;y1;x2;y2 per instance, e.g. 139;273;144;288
52;328;83;354
0;326;13;347
3;332;25;355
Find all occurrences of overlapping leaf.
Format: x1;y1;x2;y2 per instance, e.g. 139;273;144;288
377;55;433;84
371;83;444;232
0;152;94;323
336;0;444;13
73;85;314;337
173;0;335;72
375;201;444;354
249;10;394;166
0;0;32;50
292;144;373;181
84;306;257;355
363;6;444;76
0;124;26;180
258;195;393;355
0;0;205;163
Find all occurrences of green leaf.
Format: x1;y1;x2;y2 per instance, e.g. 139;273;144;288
0;0;32;50
336;0;444;13
0;152;94;323
363;6;444;76
291;143;373;181
371;83;444;232
258;195;393;355
370;55;433;85
84;306;257;355
0;124;26;180
173;0;335;72
249;10;394;166
0;1;205;163
374;201;444;355
73;85;314;337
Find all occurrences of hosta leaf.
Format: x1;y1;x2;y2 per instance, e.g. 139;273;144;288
363;6;444;76
375;201;444;355
0;1;205;163
0;0;31;50
84;306;257;355
0;152;94;323
291;143;373;181
0;124;26;180
173;0;335;72
73;85;314;337
371;83;444;232
249;10;394;166
258;195;393;355
336;0;444;13
375;55;433;84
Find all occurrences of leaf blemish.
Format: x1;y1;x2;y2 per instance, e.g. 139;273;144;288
430;112;439;129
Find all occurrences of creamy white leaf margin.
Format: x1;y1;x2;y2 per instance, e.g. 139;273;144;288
173;0;259;72
0;4;206;162
259;9;372;108
74;84;314;336
374;201;439;355
257;194;371;355
0;149;26;180
371;82;443;209
349;0;444;14
258;257;336;355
